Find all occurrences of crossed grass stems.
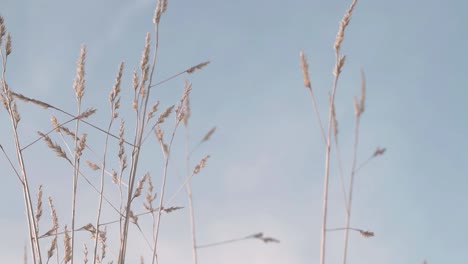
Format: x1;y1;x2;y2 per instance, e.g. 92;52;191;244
0;2;279;264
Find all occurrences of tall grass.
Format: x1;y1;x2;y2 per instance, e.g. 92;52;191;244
300;0;385;263
0;1;214;263
0;0;390;263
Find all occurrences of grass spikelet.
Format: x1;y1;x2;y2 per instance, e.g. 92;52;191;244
35;185;43;230
47;234;57;260
109;62;124;104
50;115;61;132
155;126;163;142
183;94;190;126
76;107;96;120
75;133;87;158
156;105;174;125
118;120;127;170
73;45;86;100
37;131;71;162
359;230;374;238
0;16;5;46
153;0;168;24
163;206;183;214
83;243;88;264
202;127;216;143
143;175;156;212
193;155;210;174
63;225;72;263
373;147;386;157
99;227;107;261
5;32;11;56
46;197;58;261
358;69;366;115
132;69;139;91
299;51;312;90
334;55;346;77
133;173;148;200
147;101;160;121
139;33;151;92
331;97;338;139
79;223;96;236
10;91;52;109
175;81;191;122
129;210;139;226
186;61;210;74
334;0;358;53
109;62;124;119
85;160;100;171
11;99;20;126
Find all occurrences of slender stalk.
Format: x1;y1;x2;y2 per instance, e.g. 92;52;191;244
151;120;182;264
184;122;198;264
341;115;360;264
119;4;164;261
92;122;113;263
319;1;358;263
70;45;87;264
1;53;41;263
319;99;334;264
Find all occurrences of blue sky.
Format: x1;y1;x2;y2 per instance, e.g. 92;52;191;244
1;0;467;263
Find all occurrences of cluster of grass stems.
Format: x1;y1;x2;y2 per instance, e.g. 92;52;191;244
300;0;386;263
0;1;280;263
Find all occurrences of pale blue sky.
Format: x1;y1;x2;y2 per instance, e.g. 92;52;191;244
1;0;467;263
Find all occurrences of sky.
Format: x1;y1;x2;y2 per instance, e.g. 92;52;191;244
1;0;468;263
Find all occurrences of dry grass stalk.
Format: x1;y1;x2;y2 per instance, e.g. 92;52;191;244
1;18;42;264
310;1;358;264
1;2;218;262
342;66;366;264
182;93;198;264
299;51;327;143
70;44;88;264
119;3;165;261
24;245;27;264
151;84;191;264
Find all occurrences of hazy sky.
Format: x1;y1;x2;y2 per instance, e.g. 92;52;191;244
1;0;467;263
